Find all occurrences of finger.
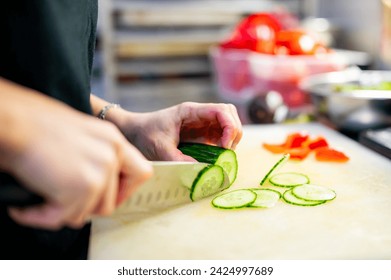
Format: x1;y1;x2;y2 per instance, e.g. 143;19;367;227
116;172;130;206
181;103;237;149
8;203;65;230
92;163;118;216
115;143;153;206
228;104;243;149
212;104;241;149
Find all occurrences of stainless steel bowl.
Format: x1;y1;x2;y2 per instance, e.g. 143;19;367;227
300;68;391;136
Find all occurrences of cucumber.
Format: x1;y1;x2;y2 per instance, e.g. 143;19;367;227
292;184;336;201
248;188;281;208
260;153;290;186
178;143;238;185
269;172;310;188
282;189;326;206
190;165;227;201
212;189;256;209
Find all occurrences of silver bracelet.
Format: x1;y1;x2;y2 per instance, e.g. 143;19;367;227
97;103;121;120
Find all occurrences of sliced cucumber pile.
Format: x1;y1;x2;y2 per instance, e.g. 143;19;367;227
178;142;238;186
269;172;310;188
212;188;281;209
212;160;336;209
282;189;326;207
260;153;290;186
283;184;336;206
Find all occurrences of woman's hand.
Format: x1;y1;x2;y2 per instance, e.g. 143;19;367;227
1;79;152;230
110;102;243;161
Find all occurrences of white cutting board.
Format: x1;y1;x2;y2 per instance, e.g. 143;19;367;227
89;123;391;259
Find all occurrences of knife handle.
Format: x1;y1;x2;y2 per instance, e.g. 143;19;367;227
0;172;44;207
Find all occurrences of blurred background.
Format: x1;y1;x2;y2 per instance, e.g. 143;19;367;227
91;0;391;144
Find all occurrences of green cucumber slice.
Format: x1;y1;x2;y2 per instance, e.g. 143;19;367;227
269;172;310;188
260;153;290;186
178;143;238;185
248;188;281;208
292;184;336;201
282;189;326;206
212;189;256;209
190;165;227;201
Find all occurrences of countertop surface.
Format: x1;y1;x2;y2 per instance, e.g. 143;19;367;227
89;123;391;260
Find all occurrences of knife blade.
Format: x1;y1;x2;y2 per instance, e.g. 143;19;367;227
113;161;211;216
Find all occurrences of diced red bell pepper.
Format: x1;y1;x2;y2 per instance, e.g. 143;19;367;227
286;147;311;160
284;132;309;148
306;136;329;150
315;147;350;162
262;132;309;153
262;143;287;154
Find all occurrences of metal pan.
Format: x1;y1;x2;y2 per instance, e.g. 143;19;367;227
300;68;391;136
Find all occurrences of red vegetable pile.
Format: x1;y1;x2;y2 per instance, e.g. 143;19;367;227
262;132;349;162
220;12;330;56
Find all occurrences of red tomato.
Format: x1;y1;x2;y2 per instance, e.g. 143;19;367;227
241;14;282;53
275;29;320;55
220;12;298;53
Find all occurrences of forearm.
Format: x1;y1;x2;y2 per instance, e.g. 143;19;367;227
90;94;140;132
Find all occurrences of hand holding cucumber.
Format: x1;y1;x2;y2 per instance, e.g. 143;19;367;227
112;102;243;161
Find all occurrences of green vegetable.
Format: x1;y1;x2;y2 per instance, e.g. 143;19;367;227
269;172;310;188
334;81;391;92
190;165;228;201
292;184;336;201
212;189;257;209
178;142;238;185
282;189;326;206
260;153;290;186
247;188;281;208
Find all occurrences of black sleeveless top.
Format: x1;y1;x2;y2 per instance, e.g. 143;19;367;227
0;0;98;259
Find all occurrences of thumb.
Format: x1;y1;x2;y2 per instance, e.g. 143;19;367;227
8;203;65;230
158;144;197;162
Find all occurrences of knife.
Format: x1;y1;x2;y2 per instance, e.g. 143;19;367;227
0;161;227;210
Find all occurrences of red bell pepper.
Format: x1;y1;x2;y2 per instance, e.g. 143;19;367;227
262;131;349;163
284;132;309;148
286;147;311;160
262;143;287;154
262;132;309;155
306;136;329;150
315;147;350;162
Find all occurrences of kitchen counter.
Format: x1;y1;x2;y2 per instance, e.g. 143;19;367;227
89;122;391;260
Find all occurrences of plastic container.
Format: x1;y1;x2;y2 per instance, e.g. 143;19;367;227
209;48;253;103
210;46;347;107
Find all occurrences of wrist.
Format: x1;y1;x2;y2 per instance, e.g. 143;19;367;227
97;103;121;120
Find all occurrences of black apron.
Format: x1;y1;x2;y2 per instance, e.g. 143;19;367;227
0;0;98;259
